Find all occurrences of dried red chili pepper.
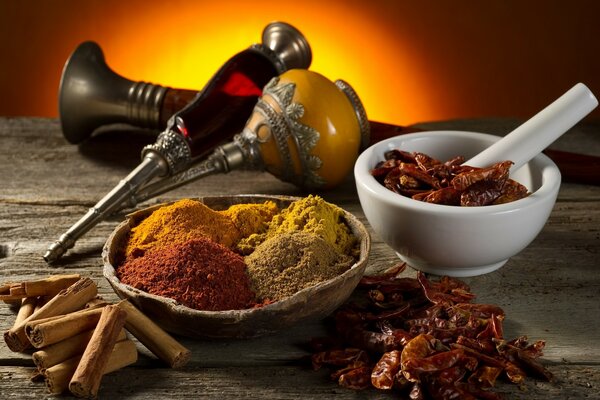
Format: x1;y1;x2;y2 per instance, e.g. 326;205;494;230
493;178;529;204
468;365;502;388
368;289;385;303
344;326;408;353
417;272;476;305
330;360;369;379
401;173;425;189
445;155;466;167
503;360;527;384
371;158;401;181
377;320;413;345
456;335;496;355
337;365;372;389
414;152;442;171
400;333;438;380
383;166;405;194
423;187;462;206
399;162;442;189
436;365;466;385
476;314;504;340
358;262;407;286
409;382;426;400
412;190;435;202
370;150;529;206
335;303;410;327
497;342;554;381
371;350;402;389
311;348;369;370
385;149;416;163
460;180;504;206
451;160;512;191
364;278;423;295
403;347;477;383
513;337;546;358
307;265;553;398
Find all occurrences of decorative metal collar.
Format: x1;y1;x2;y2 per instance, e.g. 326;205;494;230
335;79;370;150
142;129;192;174
255;76;326;188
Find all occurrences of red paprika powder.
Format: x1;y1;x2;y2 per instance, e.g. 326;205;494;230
117;237;256;311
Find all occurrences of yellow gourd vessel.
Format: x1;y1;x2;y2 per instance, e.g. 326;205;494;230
242;69;369;189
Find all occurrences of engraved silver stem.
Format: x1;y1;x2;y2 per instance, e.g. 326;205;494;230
44;128;190;263
43;152;169;263
132;131;259;205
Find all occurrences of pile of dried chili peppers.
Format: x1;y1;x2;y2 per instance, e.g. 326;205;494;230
370;149;529;206
309;264;553;399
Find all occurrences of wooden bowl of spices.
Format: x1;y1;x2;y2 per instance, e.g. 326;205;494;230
103;194;370;338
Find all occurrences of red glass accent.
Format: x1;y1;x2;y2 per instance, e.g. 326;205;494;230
172;48;278;159
220;71;263;97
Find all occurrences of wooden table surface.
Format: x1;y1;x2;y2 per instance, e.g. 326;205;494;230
1;117;599;399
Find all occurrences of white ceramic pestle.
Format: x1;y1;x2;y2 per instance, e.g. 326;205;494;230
465;83;598;170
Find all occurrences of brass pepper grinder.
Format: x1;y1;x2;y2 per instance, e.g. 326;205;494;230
44;22;312;263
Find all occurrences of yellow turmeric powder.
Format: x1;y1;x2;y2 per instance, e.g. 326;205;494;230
237;195;356;255
125;199;241;259
219;201;279;238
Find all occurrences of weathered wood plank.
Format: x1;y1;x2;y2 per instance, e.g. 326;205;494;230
0;364;598;400
1;117;599;399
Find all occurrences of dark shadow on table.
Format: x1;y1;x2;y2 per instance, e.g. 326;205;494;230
77;125;158;170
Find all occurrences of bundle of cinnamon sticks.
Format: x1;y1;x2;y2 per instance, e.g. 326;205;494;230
2;274;191;398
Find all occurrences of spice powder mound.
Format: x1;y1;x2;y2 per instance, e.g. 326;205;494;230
238;195;356;256
117;237;256;311
245;231;355;302
219;201;279;238
125;198;241;259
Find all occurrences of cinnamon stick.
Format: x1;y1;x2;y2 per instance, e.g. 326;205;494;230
3;277;97;352
69;304;127;398
13;297;37;327
44;339;137;395
0;282;10;294
117;299;191;368
0;293;26;303
22;274;81;297
9;285;26;296
0;281;17;303
26;307;105;349
1;274;81;301
33;329;127;370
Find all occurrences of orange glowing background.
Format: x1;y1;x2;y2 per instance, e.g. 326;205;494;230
1;0;600;125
